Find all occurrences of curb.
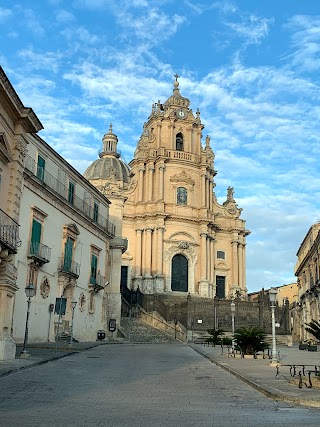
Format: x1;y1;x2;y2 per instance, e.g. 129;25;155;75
0;351;78;379
190;345;320;409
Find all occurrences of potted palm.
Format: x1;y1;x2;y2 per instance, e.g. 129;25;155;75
305;319;320;352
206;328;225;346
234;326;269;357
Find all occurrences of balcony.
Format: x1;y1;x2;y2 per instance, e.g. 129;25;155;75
0;208;20;254
24;155;116;237
89;273;106;292
27;241;51;265
58;257;80;278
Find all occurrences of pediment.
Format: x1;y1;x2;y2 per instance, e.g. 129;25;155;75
170;170;195;186
64;223;80;236
168;231;195;243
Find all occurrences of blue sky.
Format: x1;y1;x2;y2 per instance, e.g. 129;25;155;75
1;0;320;293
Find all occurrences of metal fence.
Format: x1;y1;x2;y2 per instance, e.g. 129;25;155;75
126;289;290;335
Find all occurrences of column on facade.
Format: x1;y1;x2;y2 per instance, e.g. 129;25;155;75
210;235;215;283
232;237;239;286
135;229;143;276
156;226;165;275
138;167;145;202
156;123;162;146
238;242;243;289
169;123;174;149
200;232;207;280
159;165;165;200
145;228;153;276
201;173;206;207
148;164;154;201
242;243;247;289
206;235;210;280
205;175;209;208
188;127;193;153
209;178;213;211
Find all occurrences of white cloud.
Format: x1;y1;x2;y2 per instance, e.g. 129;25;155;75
55;9;75;23
0;7;11;22
284;15;320;72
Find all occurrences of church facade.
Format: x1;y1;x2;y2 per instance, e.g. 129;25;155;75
85;77;250;300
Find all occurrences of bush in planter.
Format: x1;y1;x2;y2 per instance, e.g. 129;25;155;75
234;326;269;355
305;319;320;343
221;337;232;346
206;328;224;346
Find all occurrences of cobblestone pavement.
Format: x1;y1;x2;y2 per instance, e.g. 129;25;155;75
191;343;320;408
0;343;319;427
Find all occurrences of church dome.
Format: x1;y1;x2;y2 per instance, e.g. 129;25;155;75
84;124;131;184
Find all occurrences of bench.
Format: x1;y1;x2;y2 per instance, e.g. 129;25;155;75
275;364;320;388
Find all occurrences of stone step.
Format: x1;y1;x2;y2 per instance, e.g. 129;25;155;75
120;316;176;343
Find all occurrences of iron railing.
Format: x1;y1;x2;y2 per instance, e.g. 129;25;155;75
24;155;115;236
89;273;106;288
58;257;80;278
27;241;51;264
0;208;20;253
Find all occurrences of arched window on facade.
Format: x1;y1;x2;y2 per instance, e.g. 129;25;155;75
176;132;184;151
177;187;187;205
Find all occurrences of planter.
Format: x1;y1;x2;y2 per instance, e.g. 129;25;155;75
307;345;317;352
299;344;308;350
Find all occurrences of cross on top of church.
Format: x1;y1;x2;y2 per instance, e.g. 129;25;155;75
174;73;180;81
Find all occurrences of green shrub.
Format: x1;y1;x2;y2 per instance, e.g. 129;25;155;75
234;327;269;355
305;319;320;343
206;328;225;345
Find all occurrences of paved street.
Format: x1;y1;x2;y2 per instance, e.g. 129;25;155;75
0;343;319;427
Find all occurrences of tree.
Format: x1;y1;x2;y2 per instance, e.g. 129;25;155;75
305;319;320;342
206;328;225;346
234;326;269;355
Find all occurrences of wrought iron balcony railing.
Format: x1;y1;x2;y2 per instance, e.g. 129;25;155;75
27;241;51;265
89;273;106;292
0;208;20;253
58;257;80;278
24;155;115;237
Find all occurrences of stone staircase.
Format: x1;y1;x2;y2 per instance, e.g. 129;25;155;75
120;316;177;343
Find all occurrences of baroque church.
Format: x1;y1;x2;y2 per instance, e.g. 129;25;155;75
84;77;250;300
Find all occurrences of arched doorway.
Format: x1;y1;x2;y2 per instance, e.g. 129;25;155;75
171;254;188;292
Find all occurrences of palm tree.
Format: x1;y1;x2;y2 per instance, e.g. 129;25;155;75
234;326;269;355
305;319;320;342
206;328;225;346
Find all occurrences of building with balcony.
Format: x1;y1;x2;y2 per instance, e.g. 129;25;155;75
0;66;123;348
13;130;119;343
0;66;43;360
84;77;250;300
292;222;320;343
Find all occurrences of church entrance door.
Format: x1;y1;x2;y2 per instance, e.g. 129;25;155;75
171;254;188;292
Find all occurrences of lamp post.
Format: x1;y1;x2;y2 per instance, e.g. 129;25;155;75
230;301;236;352
20;283;35;358
269;288;278;364
69;299;77;345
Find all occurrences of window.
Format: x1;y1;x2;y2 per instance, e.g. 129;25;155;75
93;202;99;223
30;218;42;255
176;132;184;151
63;237;74;272
90;254;98;285
177;187;187;205
37;155;45;181
68;181;75;205
217;251;225;260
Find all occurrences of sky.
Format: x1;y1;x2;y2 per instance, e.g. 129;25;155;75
1;0;320;293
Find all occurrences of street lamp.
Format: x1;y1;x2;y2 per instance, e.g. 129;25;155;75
69;299;77;345
230;301;236;352
269;288;278;364
20;283;35;358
